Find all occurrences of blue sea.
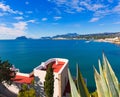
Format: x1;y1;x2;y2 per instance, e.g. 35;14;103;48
0;40;120;92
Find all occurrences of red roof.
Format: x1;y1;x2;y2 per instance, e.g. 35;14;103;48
52;61;65;73
13;75;34;84
41;61;65;73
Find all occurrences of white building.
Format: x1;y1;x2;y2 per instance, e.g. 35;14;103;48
34;58;69;97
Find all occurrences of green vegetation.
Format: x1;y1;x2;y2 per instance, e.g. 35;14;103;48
68;65;90;97
44;63;54;97
68;54;120;97
94;54;120;97
0;59;16;85
18;84;36;97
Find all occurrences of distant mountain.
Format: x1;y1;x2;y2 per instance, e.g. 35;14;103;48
41;37;52;40
52;33;79;39
51;32;120;40
16;36;28;40
16;32;120;40
77;32;120;39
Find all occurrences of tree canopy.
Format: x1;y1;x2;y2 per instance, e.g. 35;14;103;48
44;63;54;97
18;84;36;97
0;59;16;85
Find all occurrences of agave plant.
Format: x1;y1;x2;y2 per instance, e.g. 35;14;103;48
68;53;120;97
68;64;90;97
94;53;120;97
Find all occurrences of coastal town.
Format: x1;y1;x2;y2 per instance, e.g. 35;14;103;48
17;32;120;45
95;37;120;44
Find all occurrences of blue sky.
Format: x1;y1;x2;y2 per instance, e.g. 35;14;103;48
0;0;120;39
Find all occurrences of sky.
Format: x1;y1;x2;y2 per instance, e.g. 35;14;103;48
0;0;120;39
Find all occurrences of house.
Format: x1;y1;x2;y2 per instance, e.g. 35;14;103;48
34;58;69;97
5;58;70;97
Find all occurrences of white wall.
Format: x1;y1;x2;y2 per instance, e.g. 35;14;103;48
34;58;69;97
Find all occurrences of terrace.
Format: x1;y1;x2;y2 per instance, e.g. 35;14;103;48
13;72;34;84
35;58;66;73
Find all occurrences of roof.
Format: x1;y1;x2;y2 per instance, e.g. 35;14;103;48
13;74;34;84
52;61;65;73
41;61;65;73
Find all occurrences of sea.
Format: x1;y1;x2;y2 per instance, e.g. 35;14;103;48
0;39;120;92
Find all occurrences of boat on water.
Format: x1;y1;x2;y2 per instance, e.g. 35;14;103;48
85;40;91;43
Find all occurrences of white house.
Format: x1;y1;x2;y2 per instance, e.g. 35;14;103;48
34;58;69;97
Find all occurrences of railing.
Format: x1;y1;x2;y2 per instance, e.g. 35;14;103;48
16;72;30;77
35;58;56;70
35;58;69;71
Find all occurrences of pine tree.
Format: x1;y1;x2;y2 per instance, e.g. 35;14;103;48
44;63;54;97
0;59;16;85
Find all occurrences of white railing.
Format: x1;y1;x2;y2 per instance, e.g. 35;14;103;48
35;58;56;70
16;72;30;77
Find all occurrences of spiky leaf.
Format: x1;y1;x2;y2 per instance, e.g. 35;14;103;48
94;67;106;97
76;64;90;97
68;69;80;97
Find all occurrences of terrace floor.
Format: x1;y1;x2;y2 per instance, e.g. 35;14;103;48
13;74;34;84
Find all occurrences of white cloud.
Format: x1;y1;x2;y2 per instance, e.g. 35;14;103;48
0;2;23;15
0;24;26;39
27;20;36;23
14;16;24;20
13;20;36;31
113;2;120;14
91;4;106;11
0;2;11;11
89;17;100;22
50;0;106;14
13;22;27;31
0;20;36;39
54;16;62;20
94;9;111;17
49;0;120;21
41;18;48;21
51;0;84;13
80;1;106;11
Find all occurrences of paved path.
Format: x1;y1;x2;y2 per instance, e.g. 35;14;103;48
0;84;17;97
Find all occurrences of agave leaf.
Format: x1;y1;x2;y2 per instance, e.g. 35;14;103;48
98;60;110;97
94;66;106;97
68;69;81;97
105;56;120;96
103;55;119;97
76;64;90;97
98;59;103;76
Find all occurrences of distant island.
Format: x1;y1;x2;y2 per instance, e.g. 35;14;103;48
16;36;28;40
16;36;33;40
